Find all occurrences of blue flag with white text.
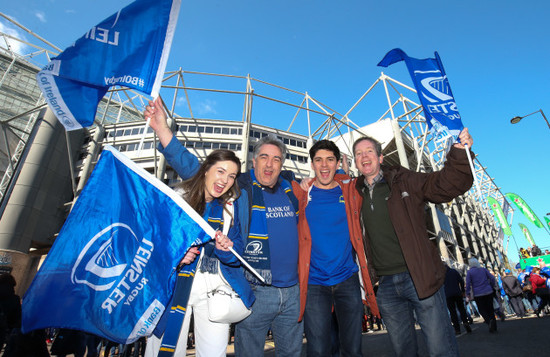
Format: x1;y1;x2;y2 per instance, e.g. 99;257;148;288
36;0;181;130
378;48;464;145
22;146;214;344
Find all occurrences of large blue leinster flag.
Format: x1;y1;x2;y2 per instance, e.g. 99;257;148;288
36;0;181;131
22;146;215;344
378;48;464;145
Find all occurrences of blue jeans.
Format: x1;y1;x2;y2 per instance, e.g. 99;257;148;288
377;272;459;357
304;272;363;357
235;284;303;357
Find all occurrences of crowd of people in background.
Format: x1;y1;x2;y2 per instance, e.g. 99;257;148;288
519;244;548;259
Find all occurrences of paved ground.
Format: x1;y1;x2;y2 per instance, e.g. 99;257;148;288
187;313;550;356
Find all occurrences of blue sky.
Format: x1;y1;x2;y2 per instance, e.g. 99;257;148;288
2;0;549;264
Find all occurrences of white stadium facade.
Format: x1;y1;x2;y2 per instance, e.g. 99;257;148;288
0;14;510;294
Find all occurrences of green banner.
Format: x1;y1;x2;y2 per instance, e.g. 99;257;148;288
505;193;543;228
519;255;550;269
545;216;550;230
487;197;512;236
519;223;535;246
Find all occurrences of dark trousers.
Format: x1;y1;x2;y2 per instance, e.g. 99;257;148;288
474;294;496;324
446;295;469;329
508;295;526;317
304;273;363;357
535;290;550;313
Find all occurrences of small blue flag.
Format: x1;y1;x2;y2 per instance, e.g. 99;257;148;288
36;0;181;130
378;48;464;145
21;146;214;344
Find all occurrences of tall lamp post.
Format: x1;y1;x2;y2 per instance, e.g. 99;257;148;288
510;109;550;129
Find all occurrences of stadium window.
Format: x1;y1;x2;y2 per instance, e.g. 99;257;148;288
205;126;213;133
198;126;205;133
179;125;188;132
290;139;296;146
237;144;242;150
222;128;229;134
119;144;127;152
188;125;197;133
144;142;153;150
284;138;290;144
220;143;228;149
254;131;261;138
131;128;140;136
238;129;243;135
230;128;237;135
203;142;212;149
214;127;221;134
195;142;203;148
229;143;236;150
213;143;220;149
261;132;267;138
185;141;194;148
123;129;132;136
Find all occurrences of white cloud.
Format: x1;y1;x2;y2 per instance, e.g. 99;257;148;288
0;21;29;56
35;11;46;23
196;99;217;116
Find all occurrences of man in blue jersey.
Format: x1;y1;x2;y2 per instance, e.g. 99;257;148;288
144;97;303;357
294;140;378;356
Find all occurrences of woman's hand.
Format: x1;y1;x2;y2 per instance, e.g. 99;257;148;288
215;231;234;252
177;246;200;269
143;97;174;148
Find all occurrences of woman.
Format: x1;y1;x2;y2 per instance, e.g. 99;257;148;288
529;267;549;317
144;100;254;356
465;258;497;333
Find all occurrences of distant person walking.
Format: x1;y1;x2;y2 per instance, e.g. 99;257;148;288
529;267;550;317
466;258;497;333
444;265;471;335
501;269;526;318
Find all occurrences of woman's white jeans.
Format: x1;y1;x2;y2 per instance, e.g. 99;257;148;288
145;270;230;357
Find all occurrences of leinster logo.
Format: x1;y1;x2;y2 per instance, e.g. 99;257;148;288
245;241;263;254
71;223;139;291
416;70;453;103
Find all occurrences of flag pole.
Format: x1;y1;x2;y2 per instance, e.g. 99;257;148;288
136;117;151;157
137;96;156;157
464;143;481;200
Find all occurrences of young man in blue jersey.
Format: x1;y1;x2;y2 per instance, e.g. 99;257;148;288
293;140;378;356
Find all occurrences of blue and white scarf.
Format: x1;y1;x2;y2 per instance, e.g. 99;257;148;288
242;169;299;285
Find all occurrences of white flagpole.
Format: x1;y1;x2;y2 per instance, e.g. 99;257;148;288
136;116;150;157
464;144;482;199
